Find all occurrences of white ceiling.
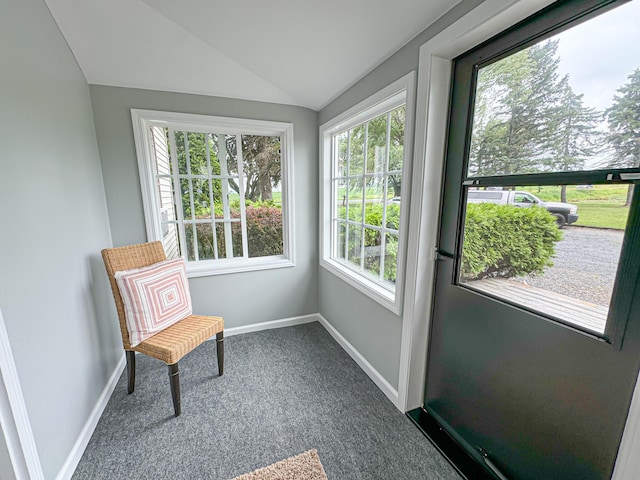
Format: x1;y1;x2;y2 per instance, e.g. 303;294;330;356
44;0;460;110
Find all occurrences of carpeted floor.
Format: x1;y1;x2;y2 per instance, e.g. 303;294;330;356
71;322;461;480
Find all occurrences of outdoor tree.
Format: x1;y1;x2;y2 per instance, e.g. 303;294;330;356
337;105;406;202
237;135;281;202
544;76;602;202
605;68;640;206
469;40;563;177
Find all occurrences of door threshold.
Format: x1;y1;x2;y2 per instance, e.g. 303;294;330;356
406;408;496;480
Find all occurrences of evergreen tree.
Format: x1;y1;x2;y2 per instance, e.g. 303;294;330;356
469;40;563;177
605;68;640;206
544;76;602;201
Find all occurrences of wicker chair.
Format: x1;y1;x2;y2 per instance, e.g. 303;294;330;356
101;241;224;416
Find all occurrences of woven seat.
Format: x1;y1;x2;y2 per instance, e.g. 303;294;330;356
102;241;224;416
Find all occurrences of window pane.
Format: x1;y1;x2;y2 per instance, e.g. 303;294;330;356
367;114;387;174
212;178;242;219
241;135;281;202
208;134;220;175
180;178;193;220
334;179;347;220
214;221;243;259
175;131;188;175
162;222;181;260
386;199;401;231
347;179;364;221
459;185;630;333
186;132;208;175
184;224;196;261
195;223;217;260
347;223;362;267
365;175;385;211
192;178;211;218
217;134;238;177
246;203;284;257
363;227;382;277
384;233;398;284
468;5;640;178
349;125;365;176
387;173;402;208
335;220;347;260
388;106;405;174
232;222;243;258
336;132;348;177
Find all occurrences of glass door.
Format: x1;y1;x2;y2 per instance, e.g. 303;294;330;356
424;0;640;478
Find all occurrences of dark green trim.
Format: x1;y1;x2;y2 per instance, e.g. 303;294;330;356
407;408;496;480
463;167;640;187
608;185;640;349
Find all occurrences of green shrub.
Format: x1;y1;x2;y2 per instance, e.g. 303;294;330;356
339;202;401;283
194;204;283;259
461;203;562;281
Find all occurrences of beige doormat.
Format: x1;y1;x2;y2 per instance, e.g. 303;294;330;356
231;449;328;480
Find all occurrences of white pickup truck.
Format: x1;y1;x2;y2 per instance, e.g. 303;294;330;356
467;189;578;228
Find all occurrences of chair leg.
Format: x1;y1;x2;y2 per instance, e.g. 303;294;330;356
216;331;224;376
168;363;181;417
126;351;136;394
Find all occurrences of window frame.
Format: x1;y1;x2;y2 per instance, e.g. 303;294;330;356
447;0;640;347
131;109;295;277
319;72;416;314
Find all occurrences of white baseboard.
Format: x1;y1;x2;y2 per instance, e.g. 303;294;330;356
55;355;125;480
316;314;399;408
56;311;400;480
0;309;45;480
223;313;319;337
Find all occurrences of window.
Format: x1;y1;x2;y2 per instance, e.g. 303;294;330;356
320;73;415;313
452;0;640;340
131;110;294;277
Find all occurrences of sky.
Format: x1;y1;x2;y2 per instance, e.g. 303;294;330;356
555;0;640;113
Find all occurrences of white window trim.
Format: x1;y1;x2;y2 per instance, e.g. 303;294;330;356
131;109;295;277
319;72;416;315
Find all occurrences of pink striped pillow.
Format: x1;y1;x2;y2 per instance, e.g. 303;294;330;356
115;258;192;347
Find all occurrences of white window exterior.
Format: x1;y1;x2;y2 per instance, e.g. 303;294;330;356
319;73;415;313
131;110;295;277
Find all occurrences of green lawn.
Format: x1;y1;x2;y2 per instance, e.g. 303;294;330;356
573;204;629;230
520;185;630;230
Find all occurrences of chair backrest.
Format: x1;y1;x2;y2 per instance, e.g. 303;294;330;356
101;241;167;350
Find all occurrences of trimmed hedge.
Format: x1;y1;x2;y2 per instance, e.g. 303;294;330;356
195;203;283;258
340;202;401;283
461;203;562;281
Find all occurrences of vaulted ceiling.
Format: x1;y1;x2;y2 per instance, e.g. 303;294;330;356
44;0;460;110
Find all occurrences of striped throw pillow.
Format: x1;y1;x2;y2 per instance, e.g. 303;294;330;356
115;258;192;347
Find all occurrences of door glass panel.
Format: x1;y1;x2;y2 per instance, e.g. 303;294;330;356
459;185;630;334
467;0;640;178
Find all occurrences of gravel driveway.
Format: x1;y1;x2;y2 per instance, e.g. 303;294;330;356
519;226;625;307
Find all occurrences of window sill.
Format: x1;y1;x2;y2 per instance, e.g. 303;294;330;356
186;256;294;278
320;258;401;315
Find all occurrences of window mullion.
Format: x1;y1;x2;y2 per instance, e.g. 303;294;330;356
236;134;250;259
167;129;189;261
360;123;368;270
345;131;351;261
332;137;339;258
379;112;392;280
205;134;219;260
184;133;200;262
218;135;234;259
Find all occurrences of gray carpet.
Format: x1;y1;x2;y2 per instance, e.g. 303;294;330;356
71;322;461;480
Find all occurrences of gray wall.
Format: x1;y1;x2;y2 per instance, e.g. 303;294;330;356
318;0;485;390
90;86;319;326
0;435;15;480
0;0;122;478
